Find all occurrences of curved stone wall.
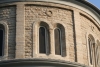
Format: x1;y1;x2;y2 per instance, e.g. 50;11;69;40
0;0;100;67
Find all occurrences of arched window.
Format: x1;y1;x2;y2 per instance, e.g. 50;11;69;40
55;28;61;55
54;24;66;57
39;27;46;53
88;34;96;66
0;25;4;56
88;38;93;64
39;22;50;55
96;40;100;67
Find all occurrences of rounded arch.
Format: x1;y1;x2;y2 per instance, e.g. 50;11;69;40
88;34;96;66
32;20;52;57
39;21;49;29
54;23;66;57
54;23;66;29
0;22;8;59
0;22;8;35
33;20;53;30
39;21;50;55
88;34;95;44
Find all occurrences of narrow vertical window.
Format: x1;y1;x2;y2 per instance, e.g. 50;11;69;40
55;28;61;55
88;38;92;64
54;24;66;57
96;41;100;67
98;46;100;67
39;22;50;55
88;35;96;67
93;44;96;67
39;27;46;53
0;29;3;56
96;46;99;65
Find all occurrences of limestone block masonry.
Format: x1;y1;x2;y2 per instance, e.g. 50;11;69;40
0;6;16;59
0;0;100;67
25;5;74;59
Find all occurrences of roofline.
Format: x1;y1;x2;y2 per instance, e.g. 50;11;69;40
75;0;100;15
0;58;88;67
0;0;100;16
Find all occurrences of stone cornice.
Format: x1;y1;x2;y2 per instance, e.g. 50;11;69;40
0;0;99;15
0;0;99;24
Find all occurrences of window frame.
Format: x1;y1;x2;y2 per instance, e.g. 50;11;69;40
88;34;96;67
88;38;93;65
38;22;50;55
54;28;62;55
39;26;48;54
54;23;66;57
0;29;4;57
0;22;8;60
96;40;100;67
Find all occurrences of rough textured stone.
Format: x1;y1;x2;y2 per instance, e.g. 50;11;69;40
0;1;99;67
80;13;100;65
0;6;16;59
25;5;74;59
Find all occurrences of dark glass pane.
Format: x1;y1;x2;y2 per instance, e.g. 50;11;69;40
93;45;96;67
0;30;3;56
39;27;46;53
96;46;98;65
55;28;61;55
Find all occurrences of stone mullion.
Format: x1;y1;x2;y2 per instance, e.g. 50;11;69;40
16;4;25;59
50;29;55;55
33;23;38;57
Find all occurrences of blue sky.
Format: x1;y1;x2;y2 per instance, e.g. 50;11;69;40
88;0;100;9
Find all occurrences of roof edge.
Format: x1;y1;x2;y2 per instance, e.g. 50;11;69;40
0;58;89;67
0;0;99;16
75;0;100;15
